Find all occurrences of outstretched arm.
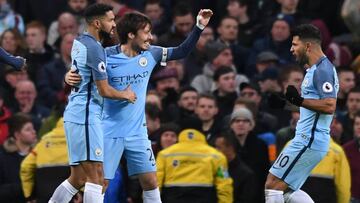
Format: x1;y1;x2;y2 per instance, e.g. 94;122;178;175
165;9;213;60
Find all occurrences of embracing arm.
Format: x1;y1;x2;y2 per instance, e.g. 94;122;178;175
0;47;26;70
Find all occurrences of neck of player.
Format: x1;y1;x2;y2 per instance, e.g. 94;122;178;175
307;46;326;68
121;43;140;57
87;26;102;42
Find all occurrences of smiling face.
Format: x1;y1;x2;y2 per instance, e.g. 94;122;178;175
131;23;153;51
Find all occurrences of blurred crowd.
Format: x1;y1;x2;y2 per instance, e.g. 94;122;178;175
0;0;360;203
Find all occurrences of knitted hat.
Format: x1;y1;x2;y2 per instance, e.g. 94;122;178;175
205;41;229;62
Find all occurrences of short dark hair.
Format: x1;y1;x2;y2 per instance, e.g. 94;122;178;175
178;86;197;98
216;130;238;150
8;113;33;138
117;12;152;44
84;3;113;24
278;64;304;83
172;2;192;18
197;93;217;105
292;24;322;44
213;66;234;81
337;66;355;75
348;86;360;95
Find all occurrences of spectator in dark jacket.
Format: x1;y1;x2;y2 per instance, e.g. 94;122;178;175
0;113;37;203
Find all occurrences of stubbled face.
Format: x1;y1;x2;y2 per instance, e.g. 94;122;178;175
99;10;116;41
174;14;194;36
290;36;309;67
178;91;198;111
132;23;153;51
195;97;218;122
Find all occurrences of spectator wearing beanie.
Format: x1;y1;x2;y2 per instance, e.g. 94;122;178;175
247;14;295;77
191;41;248;94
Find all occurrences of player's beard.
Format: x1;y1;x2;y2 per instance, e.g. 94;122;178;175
99;29;112;42
296;50;309;68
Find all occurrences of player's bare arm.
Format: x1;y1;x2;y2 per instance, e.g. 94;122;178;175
301;98;336;114
285;85;336;114
95;80;137;103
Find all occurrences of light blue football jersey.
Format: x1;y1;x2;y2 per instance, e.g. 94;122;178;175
294;56;339;151
64;33;108;124
102;26;203;138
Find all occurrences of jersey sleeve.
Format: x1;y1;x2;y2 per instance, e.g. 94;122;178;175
313;63;337;99
86;43;108;81
149;26;203;63
0;47;24;70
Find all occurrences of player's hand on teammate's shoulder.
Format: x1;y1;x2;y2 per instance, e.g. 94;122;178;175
124;85;137;103
65;69;82;86
196;9;213;29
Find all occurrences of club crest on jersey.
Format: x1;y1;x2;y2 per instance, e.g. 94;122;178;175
322;82;333;93
98;62;106;73
139;57;147;67
95;148;102;157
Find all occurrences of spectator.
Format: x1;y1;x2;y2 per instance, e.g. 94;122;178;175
0;28;26;57
343;111;360;203
337;68;356;114
154;122;180;156
166;59;188;86
12;80;50;131
330;115;344;144
247;14;294;75
226;0;260;48
194;93;221;146
213;66;238;120
20;117;72;203
339;86;360;144
0;66;28;108
0;89;11;145
47;12;79;51
191;41;248;94
0;113;37;203
145;103;162;148
251;51;280;78
156;128;233;203
37;32;76;108
276;0;308;25
24;21;55;84
341;0;360;40
229;107;270;202
0;0;25;34
215;131;257;203
239;82;278;133
152;67;180;99
157;3;194;47
258;67;282;93
144;0;169;40
216;16;249;73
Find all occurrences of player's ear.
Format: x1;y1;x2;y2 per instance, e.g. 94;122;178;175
128;32;135;40
93;19;101;30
